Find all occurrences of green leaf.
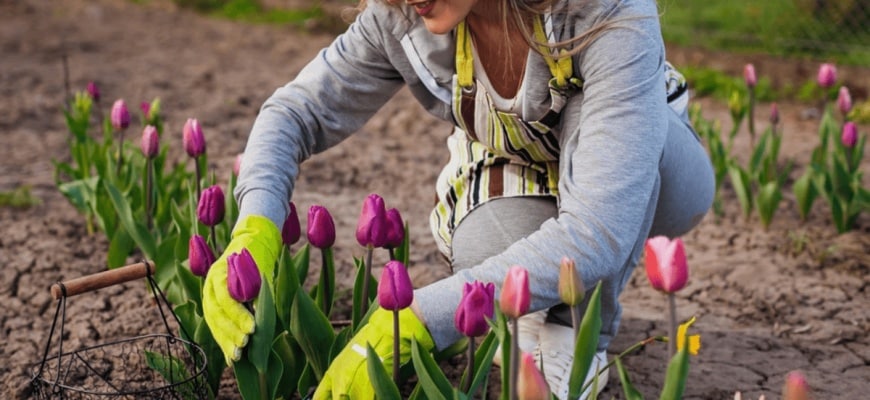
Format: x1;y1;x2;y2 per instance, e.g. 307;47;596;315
352;257;378;332
233;356;262;400
144;350;198;400
411;338;452;400
658;347;689;400
756;182;782;229
294;243;311;287
273;331;303;399
568;281;602;399
275;247;301;332
289;289;335;380
297;363;317;399
368;343;403;399
615;358;644;400
105;181;157;259
463;330;497;397
727;163;753;220
793;171;817;220
249;273;277;374
107;228;135;268
314;247;336;316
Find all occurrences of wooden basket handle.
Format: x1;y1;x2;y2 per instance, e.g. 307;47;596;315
50;260;155;300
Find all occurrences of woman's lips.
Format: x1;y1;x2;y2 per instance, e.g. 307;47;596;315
407;0;435;16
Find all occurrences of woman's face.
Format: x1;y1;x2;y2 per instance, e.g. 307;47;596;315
407;0;478;34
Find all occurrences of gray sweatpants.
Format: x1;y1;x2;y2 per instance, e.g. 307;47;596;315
447;112;714;350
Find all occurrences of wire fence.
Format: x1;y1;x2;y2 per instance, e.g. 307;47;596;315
659;0;870;66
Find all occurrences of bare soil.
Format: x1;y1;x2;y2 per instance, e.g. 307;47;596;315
1;1;868;399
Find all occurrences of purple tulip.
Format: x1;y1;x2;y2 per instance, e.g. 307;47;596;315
743;64;757;88
841;122;858;148
355;193;388;248
110;99;130;131
384;208;405;249
307;205;336;249
282;202;301;246
140;101;151;120
770;102;780;126
197;185;225;227
140;125;159;159
499;266;530;319
227;248;262;303
183;118;206;158
86;81;100;102
188;234;215;277
837;86;852;116
377;260;413;311
233;153;244;177
454;281;495;337
817;63;837;88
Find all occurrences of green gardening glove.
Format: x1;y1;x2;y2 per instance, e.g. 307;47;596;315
313;307;435;400
203;215;282;364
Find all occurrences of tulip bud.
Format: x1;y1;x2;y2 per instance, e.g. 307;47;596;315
233;153;244;177
817;63;837;88
377;260;414;311
644;236;689;293
86;81;100;102
197;185;225;227
110;99;130;131
188;234;215;277
140;125;159;159
356;193;388;247
140;101;151;120
837;86;852;116
500;266;530;319
769;102;780;126
384;208;405;249
227;248;262;303
517;352;551;400
282;202;301;246
728;90;744;122
841;122;858;148
782;370;809;400
558;257;584;306
743;64;757;88
183;118;206;158
307;205;336;249
454;281;495;337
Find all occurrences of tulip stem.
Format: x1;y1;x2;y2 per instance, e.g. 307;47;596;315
571;304;581;345
209;226;217;250
115;129;125;176
463;337;475;394
388;247;395;261
393;308;400;384
748;88;756;147
509;317;519;400
578;336;658;396
667;293;677;358
361;246;373;316
145;160;153;230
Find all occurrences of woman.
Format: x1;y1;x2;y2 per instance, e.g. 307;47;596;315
202;0;715;398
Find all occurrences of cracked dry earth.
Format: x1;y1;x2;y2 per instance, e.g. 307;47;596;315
1;0;868;399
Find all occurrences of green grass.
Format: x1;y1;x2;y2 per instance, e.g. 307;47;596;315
658;0;870;66
168;0;329;26
0;185;41;208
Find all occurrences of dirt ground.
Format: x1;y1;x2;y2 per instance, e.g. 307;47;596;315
1;0;868;399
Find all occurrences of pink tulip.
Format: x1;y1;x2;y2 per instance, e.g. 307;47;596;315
282;202;301;246
182;118;206;158
233;153;244;177
558;256;585;306
841;122;858;148
307;205;336;249
743;64;757;88
140;101;151;119
517;352;551;400
837;86;852;116
196;185;225;227
770;102;780;126
110;99;130;130
377;260;413;311
86;81;100;102
500;266;530;319
454;281;495;337
356;193;388;247
227;248;262;303
140;125;159;159
644;236;688;293
188;234;215;277
817;63;837;88
782;370;809;400
384;208;405;249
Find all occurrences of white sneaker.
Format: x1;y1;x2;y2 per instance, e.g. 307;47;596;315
492;310;547;367
536;323;609;400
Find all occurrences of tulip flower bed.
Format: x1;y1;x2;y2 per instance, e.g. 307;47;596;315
1;2;869;400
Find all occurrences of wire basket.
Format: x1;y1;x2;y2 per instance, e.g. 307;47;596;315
31;261;209;399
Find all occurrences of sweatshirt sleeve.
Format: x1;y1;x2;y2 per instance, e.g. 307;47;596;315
415;2;668;349
234;4;405;228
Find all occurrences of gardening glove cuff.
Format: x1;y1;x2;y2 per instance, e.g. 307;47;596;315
312;307;434;400
203;215;282;364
